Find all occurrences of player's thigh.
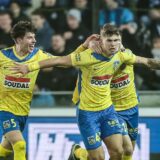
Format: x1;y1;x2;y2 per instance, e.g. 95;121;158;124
87;146;105;160
103;134;123;155
131;140;136;150
126;106;139;141
1;136;12;150
0;111;26;145
4;130;24;145
100;106;122;139
117;106;139;141
77;109;102;150
122;135;133;155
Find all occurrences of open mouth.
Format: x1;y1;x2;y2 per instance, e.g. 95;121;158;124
29;45;35;50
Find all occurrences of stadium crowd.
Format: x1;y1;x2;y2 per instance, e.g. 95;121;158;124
0;0;160;105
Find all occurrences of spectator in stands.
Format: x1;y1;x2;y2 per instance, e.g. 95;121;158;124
149;7;160;38
99;0;134;27
0;10;14;49
9;0;29;25
37;0;66;32
37;34;77;91
72;0;92;30
64;8;90;51
148;36;160;89
31;84;55;108
47;33;69;55
120;22;141;53
31;9;54;50
135;36;160;90
0;0;11;8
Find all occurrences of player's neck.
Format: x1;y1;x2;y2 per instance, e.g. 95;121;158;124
14;45;29;57
102;51;113;58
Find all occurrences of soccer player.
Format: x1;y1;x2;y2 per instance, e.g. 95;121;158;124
11;24;160;160
71;48;138;160
0;21;57;160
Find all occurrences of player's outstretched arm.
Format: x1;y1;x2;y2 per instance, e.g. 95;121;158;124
135;56;160;69
12;55;72;75
38;55;72;69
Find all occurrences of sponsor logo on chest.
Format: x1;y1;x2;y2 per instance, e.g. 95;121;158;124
4;76;30;89
91;75;112;86
111;74;130;89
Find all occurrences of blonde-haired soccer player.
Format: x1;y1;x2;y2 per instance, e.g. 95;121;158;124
12;24;160;160
0;21;59;160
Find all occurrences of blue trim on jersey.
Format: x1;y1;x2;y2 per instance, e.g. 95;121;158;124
92;52;111;61
134;81;140;103
78;70;82;95
136;91;140;103
1;48;39;62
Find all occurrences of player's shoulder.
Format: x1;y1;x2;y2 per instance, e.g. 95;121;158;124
0;46;14;56
121;48;133;55
1;46;13;51
118;48;134;58
80;48;93;55
37;49;52;56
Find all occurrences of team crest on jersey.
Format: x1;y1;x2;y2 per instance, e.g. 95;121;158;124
4;76;30;89
90;75;112;86
111;74;130;89
3;120;11;129
113;60;120;71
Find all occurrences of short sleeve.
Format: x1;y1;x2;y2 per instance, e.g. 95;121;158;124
120;49;136;65
38;49;57;61
71;49;94;67
74;45;86;53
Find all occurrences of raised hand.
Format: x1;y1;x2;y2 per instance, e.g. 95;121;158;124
88;40;103;54
83;34;100;48
10;62;30;77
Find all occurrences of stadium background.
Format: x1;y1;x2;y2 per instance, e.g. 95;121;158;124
0;0;160;159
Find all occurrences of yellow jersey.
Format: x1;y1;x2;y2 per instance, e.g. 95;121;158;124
111;63;139;111
71;48;136;111
0;46;55;116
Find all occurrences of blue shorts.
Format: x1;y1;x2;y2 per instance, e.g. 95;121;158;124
77;105;122;150
0;111;28;135
117;105;139;141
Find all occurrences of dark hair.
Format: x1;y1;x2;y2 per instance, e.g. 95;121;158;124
100;23;121;37
31;9;45;18
10;21;35;40
0;9;12;18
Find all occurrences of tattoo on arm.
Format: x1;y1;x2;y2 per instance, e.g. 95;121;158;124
148;58;160;69
136;56;160;69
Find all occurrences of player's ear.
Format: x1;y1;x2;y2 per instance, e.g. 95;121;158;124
118;41;121;51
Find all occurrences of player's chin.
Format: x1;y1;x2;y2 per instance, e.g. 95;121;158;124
28;47;34;53
109;51;116;56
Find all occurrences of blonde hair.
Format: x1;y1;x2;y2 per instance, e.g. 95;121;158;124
100;23;121;37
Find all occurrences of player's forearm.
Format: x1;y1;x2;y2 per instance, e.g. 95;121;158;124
38;57;58;69
147;58;160;69
28;56;72;72
135;56;160;69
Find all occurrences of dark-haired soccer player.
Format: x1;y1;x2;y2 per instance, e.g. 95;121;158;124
12;24;160;160
0;21;56;160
